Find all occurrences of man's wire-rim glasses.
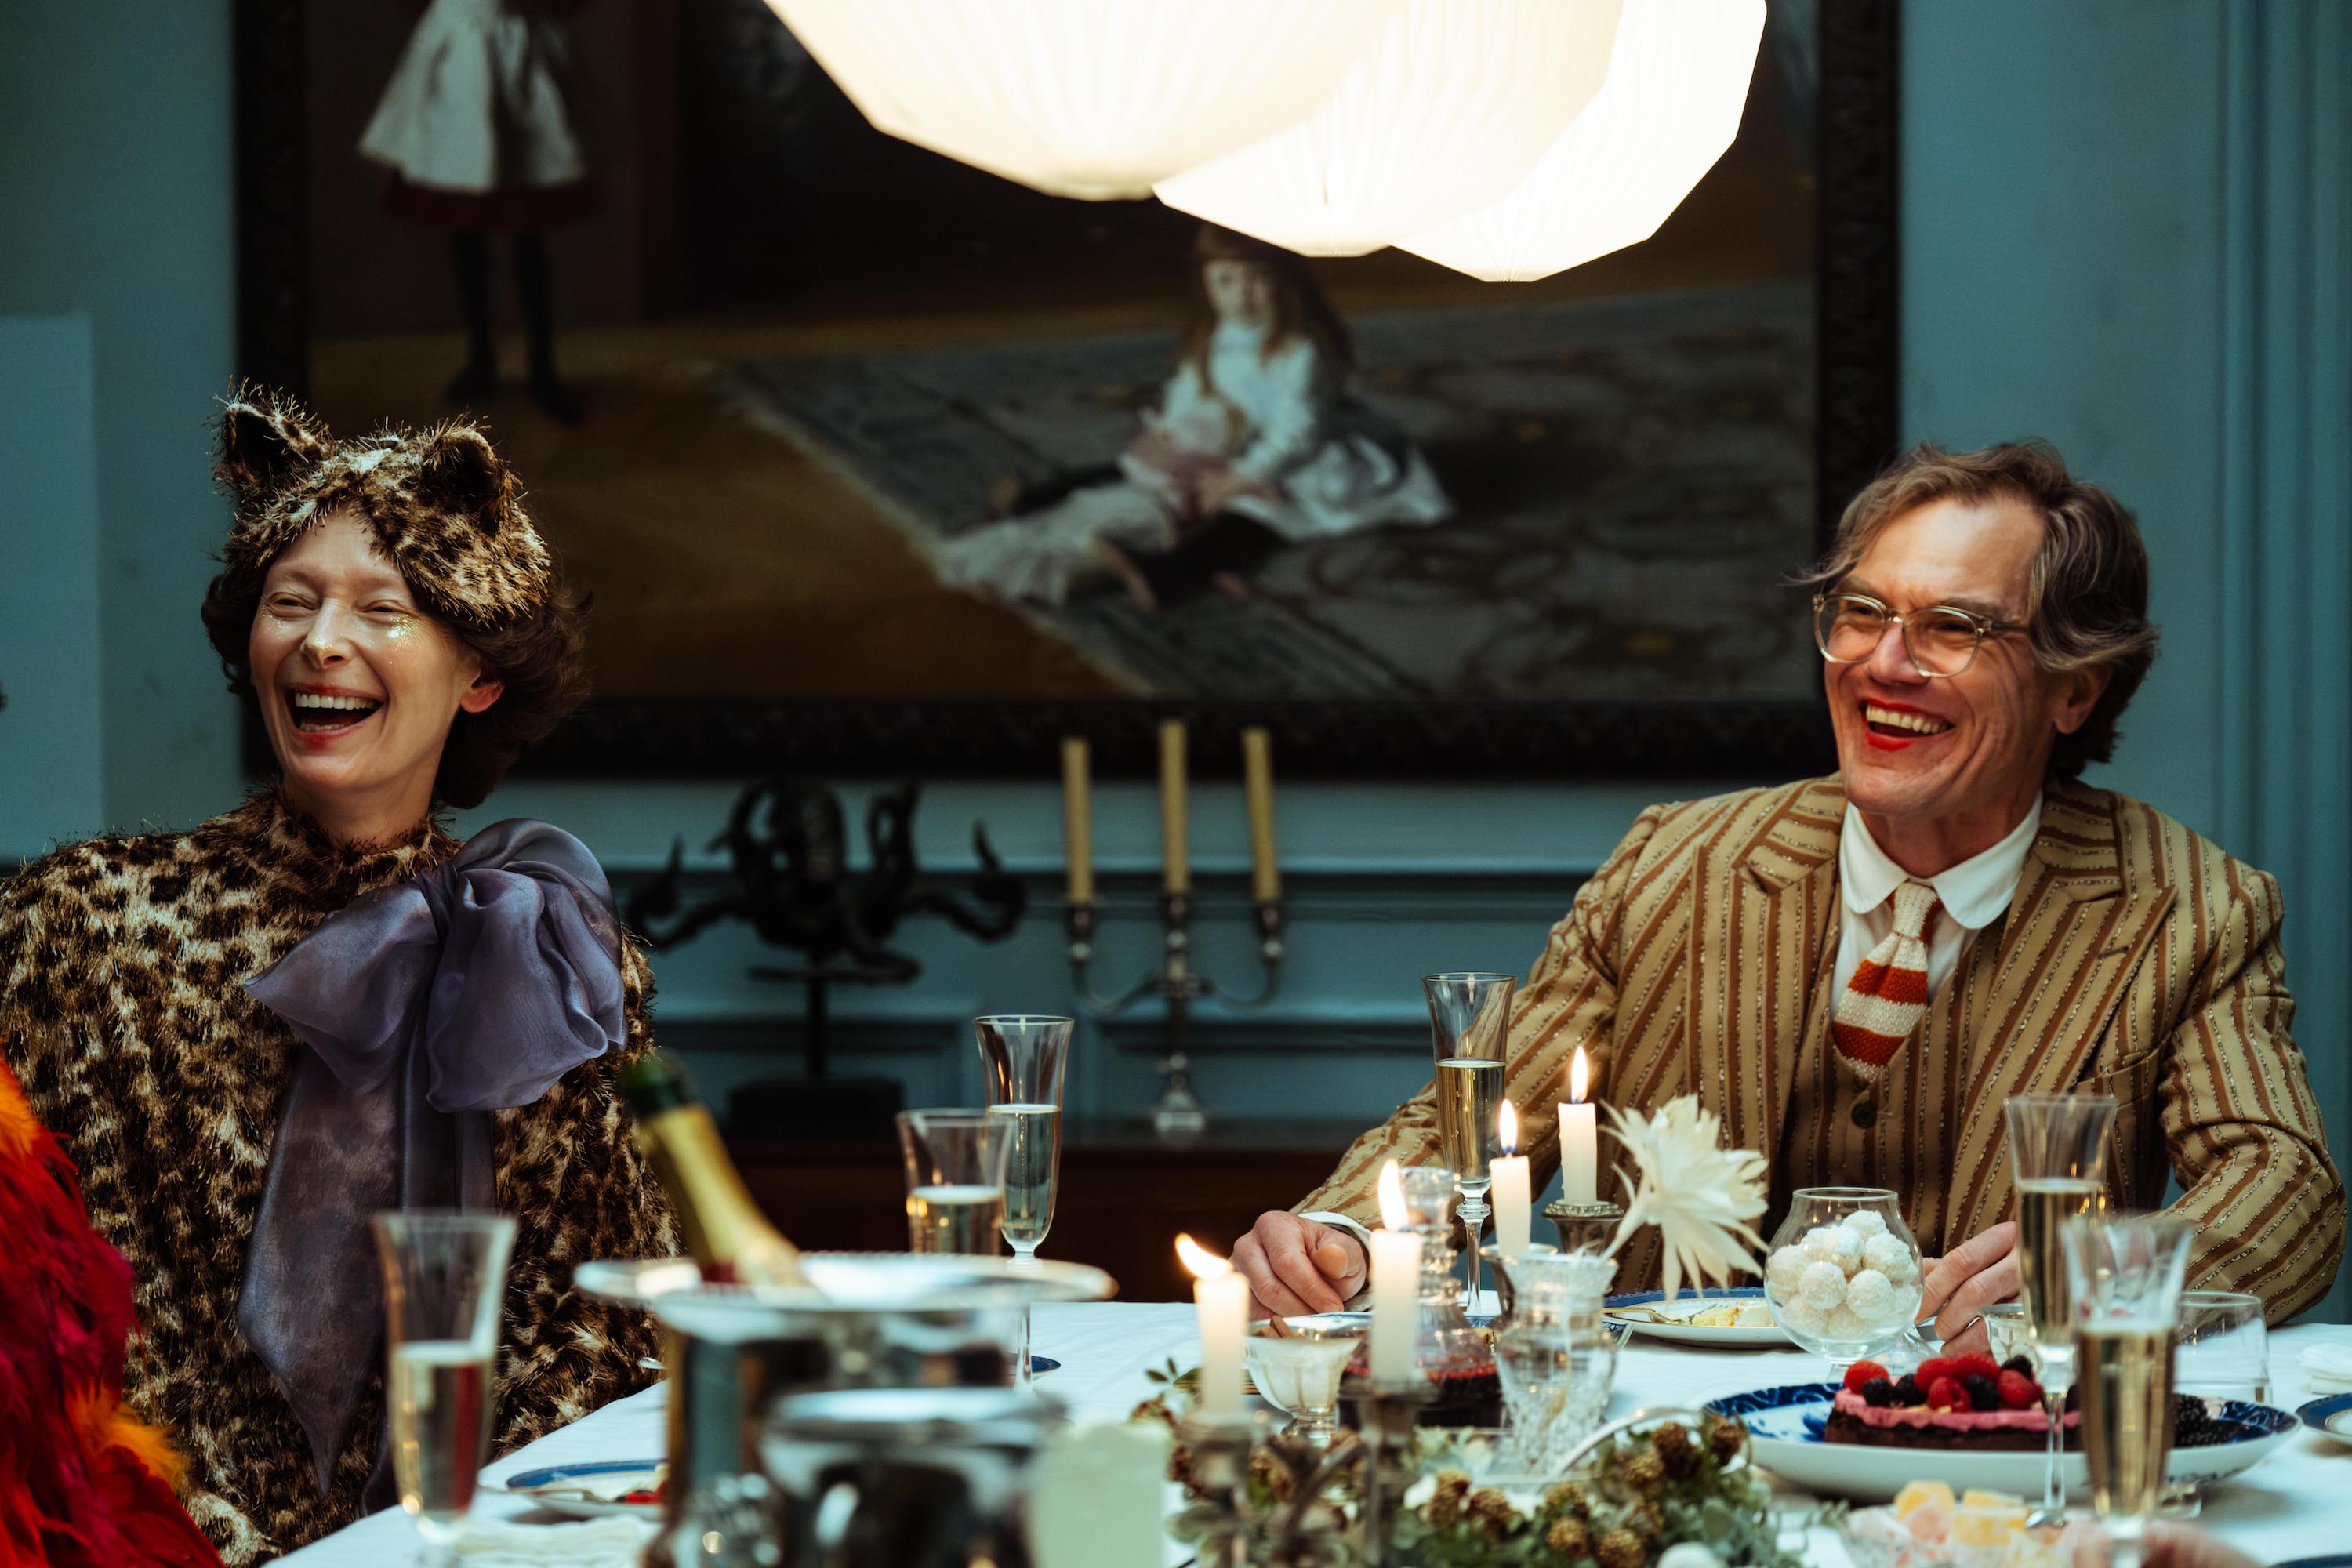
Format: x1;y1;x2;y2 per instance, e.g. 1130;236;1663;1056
1812;591;2027;678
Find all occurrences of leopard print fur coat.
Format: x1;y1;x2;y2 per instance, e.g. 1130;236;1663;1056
0;791;677;1564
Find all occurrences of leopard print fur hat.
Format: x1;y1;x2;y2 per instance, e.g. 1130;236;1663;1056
212;385;554;631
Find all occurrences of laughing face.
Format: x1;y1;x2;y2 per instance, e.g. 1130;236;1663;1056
1827;497;2106;854
248;508;504;835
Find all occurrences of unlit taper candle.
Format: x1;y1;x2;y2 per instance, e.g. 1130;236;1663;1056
1241;726;1279;903
1060;736;1094;904
1157;720;1189;894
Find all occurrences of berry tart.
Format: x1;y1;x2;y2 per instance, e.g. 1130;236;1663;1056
1824;1357;2076;1452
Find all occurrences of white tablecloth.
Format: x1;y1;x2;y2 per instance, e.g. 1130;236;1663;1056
283;1308;2352;1566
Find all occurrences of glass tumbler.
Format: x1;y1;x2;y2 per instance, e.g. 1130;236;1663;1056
1491;1249;1619;1479
373;1211;517;1566
896;1109;1011;1254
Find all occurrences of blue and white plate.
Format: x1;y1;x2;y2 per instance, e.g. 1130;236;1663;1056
2297;1392;2352;1439
1707;1382;2296;1501
1603;1286;1788;1348
496;1458;666;1520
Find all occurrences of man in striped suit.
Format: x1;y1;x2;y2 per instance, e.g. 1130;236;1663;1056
1236;441;2343;1334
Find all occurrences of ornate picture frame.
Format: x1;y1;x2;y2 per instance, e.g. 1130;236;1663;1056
234;0;1896;782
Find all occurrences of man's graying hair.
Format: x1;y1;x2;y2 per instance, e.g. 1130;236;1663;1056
1800;440;2161;779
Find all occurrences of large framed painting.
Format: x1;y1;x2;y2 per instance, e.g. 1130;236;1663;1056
234;0;1895;780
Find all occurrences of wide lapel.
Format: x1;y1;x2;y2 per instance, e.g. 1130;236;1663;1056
1946;782;2176;1239
1688;778;1845;1163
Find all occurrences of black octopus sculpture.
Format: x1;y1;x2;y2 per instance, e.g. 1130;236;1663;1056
624;775;1025;1076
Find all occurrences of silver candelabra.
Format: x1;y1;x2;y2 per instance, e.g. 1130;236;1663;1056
1066;891;1284;1134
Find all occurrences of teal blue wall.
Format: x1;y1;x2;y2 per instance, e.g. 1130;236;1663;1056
3;1;2346;1319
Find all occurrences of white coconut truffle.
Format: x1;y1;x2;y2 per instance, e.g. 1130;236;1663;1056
1774;1291;1828;1334
1824;1305;1871;1341
1818;1226;1864;1272
1842;1209;1889;1240
1800;1225;1842;1261
1798;1259;1849;1310
1862;1232;1915;1280
1845;1267;1899;1324
1766;1244;1809;1293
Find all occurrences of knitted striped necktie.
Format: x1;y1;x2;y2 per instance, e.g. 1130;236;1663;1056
1832;880;1942;1084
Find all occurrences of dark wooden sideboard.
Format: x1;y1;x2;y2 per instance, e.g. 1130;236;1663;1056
725;1118;1366;1301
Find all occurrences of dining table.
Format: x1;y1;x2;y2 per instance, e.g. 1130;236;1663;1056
284;1305;2352;1566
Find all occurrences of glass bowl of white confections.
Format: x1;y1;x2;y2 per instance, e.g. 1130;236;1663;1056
1761;1187;1924;1366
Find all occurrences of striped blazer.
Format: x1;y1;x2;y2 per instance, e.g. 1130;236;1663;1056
1296;776;2344;1323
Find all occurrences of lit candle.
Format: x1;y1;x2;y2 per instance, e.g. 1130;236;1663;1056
1560;1045;1598;1207
1061;736;1094;906
1368;1160;1422;1387
1490;1099;1531;1254
1240;726;1280;904
1157;720;1189;895
1176;1233;1247;1418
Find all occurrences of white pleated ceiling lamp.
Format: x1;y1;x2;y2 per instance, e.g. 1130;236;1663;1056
1152;0;1628;258
762;0;1406;201
1399;0;1767;282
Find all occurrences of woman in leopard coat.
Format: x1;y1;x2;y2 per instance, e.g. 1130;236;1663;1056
0;389;676;1563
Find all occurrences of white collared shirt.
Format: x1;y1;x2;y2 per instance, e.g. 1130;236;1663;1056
1835;793;2043;1002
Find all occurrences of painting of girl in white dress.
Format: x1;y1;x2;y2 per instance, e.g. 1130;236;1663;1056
937;227;1451;611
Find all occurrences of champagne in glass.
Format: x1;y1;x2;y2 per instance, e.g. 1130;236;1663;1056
2078;1320;2175;1526
989;1102;1062;1250
372;1212;516;1566
2062;1212;2194;1568
1426;972;1516;1314
390;1339;495;1527
2005;1093;2118;1526
906;1183;1010;1253
1434;1058;1504;1190
896;1109;1012;1257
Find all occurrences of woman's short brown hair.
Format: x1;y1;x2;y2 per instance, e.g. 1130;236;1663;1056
200;545;590;811
1801;440;2161;779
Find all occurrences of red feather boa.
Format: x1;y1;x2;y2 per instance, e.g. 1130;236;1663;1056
0;1054;223;1567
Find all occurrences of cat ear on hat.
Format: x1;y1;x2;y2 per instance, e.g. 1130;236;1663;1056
413;421;520;531
213;384;330;505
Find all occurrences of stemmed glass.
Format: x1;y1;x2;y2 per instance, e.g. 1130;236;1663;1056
2005;1092;2117;1525
1424;972;1515;1311
2061;1213;2196;1568
975;1014;1072;1389
895;1109;1011;1254
373;1212;517;1567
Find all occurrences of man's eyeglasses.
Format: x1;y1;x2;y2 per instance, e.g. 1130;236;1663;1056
1812;592;2026;678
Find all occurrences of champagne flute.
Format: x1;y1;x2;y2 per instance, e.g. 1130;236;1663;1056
372;1211;517;1567
895;1109;1011;1254
2005;1091;2116;1525
974;1014;1072;1388
1425;972;1514;1312
2061;1212;2195;1568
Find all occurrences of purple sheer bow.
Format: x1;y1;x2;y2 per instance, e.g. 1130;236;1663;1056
238;819;626;1498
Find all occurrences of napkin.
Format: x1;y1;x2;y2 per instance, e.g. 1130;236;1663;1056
455;1515;656;1566
2302;1342;2352;1394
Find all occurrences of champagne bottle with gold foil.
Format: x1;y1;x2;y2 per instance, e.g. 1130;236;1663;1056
621;1055;808;1287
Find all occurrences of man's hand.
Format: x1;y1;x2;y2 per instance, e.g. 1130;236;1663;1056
1233;1212;1367;1318
1919;1221;2020;1356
